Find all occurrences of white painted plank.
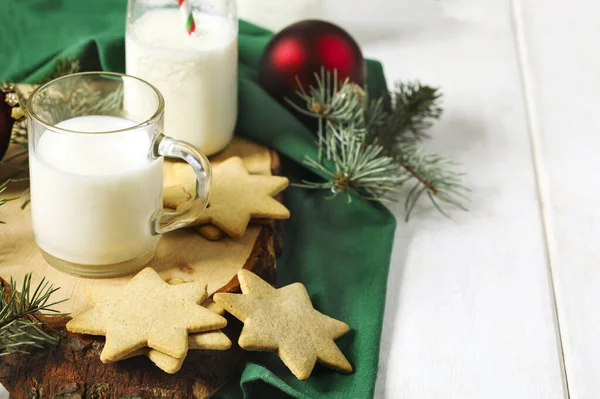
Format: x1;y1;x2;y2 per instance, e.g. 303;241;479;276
517;0;600;397
319;0;567;397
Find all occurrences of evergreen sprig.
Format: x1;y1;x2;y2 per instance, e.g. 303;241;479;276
0;61;73;358
0;179;22;224
0;179;13;219
393;143;468;217
376;82;443;143
38;58;81;85
0;57;91;221
295;125;403;202
287;72;367;162
0;274;67;356
288;69;469;220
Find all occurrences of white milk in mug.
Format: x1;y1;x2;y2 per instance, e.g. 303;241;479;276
29;115;163;266
126;9;238;156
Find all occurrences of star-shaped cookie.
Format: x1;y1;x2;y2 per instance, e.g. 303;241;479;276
123;330;232;374
213;270;353;380
182;157;290;238
66;267;227;362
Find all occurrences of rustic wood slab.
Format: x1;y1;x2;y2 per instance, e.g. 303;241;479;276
0;137;282;398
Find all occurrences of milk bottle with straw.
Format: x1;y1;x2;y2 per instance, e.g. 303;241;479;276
126;0;238;156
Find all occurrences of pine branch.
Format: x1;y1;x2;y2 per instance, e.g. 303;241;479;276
38;58;81;85
0;62;71;357
0;158;31;222
0;179;13;213
393;143;469;221
33;77;124;130
286;70;469;219
287;69;368;161
295;126;403;202
375;82;443;144
0;179;22;224
288;69;367;126
1;57;81;150
0;274;67;356
10;119;28;151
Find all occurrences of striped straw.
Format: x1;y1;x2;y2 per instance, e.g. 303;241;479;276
177;0;196;35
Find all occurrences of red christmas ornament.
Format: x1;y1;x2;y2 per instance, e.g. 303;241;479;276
259;20;366;103
0;90;13;162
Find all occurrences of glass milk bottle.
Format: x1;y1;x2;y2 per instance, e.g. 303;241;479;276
126;0;238;156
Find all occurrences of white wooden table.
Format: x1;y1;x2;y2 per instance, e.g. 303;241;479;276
354;0;595;397
2;0;597;397
329;0;596;397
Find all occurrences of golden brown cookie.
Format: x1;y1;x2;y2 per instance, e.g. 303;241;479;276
194;219;273;241
194;224;226;241
210;136;273;175
167;281;224;315
213;270;353;380
181;157;289;238
164;185;191;209
163;137;273;210
123;330;232;374
66;267;227;362
163;161;197;200
202;298;225;315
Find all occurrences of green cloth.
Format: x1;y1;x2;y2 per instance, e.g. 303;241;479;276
1;2;396;398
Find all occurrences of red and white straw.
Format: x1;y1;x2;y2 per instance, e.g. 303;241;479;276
177;0;196;35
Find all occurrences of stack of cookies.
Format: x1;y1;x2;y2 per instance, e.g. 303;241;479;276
66;267;232;374
67;267;353;380
163;137;290;241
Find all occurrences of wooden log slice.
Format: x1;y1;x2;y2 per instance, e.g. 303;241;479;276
0;223;278;399
0;142;283;399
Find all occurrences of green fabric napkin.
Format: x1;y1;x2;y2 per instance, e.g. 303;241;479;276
0;2;396;398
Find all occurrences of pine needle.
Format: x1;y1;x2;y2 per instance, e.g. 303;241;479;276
377;82;443;143
37;58;81;85
288;70;469;219
295;126;403;202
0;179;21;224
0;273;67;356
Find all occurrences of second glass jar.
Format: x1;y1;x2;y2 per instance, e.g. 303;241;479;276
126;0;238;156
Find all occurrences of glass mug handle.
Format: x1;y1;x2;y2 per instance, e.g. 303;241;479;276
150;133;211;235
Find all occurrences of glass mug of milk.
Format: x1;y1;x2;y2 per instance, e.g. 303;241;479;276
26;72;212;278
126;0;238;156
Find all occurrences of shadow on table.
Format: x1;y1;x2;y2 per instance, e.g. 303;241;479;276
374;210;414;398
